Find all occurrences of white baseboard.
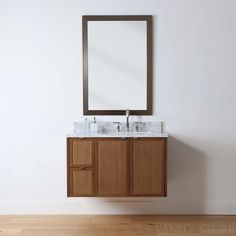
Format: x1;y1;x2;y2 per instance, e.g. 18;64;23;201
0;200;236;215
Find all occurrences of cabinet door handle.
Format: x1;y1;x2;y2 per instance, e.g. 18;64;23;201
78;166;86;170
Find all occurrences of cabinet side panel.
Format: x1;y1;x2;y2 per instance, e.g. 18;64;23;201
67;138;71;196
164;138;167;196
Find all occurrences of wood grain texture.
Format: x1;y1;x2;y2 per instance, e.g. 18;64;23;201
67;137;167;197
69;138;94;167
96;139;129;196
0;215;235;236
131;138;166;196
70;168;94;196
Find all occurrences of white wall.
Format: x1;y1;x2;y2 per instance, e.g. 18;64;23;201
0;0;236;214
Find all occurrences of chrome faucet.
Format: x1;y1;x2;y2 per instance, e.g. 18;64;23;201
126;109;130;132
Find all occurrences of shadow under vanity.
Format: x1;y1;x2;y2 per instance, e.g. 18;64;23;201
67;15;168;197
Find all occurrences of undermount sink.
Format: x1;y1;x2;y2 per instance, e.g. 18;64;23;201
98;131;153;135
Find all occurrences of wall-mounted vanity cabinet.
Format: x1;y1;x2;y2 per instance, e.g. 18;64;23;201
67;137;167;197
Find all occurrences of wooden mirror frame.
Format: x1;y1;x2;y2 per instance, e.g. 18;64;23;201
83;15;153;115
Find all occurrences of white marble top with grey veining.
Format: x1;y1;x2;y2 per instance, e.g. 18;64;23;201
69;121;168;138
67;132;168;138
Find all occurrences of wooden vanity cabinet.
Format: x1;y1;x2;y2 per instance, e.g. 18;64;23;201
67;137;167;197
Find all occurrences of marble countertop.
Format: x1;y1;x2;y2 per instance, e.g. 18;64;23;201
67;132;168;138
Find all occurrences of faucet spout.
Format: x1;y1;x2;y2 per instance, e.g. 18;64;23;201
126;109;130;132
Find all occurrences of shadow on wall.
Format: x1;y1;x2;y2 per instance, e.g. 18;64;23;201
167;135;207;213
80;136;208;214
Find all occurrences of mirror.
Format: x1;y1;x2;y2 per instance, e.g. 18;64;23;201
83;15;153;115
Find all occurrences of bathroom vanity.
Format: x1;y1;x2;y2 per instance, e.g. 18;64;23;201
67;15;167;197
67;126;167;197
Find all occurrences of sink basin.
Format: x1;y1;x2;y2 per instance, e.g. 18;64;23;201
98;131;153;135
89;131;166;138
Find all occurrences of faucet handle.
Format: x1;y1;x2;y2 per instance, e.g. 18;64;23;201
113;122;121;132
133;122;143;132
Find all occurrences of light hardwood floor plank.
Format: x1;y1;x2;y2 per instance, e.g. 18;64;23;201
0;215;235;236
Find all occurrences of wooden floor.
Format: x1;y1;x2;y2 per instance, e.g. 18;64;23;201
0;215;235;236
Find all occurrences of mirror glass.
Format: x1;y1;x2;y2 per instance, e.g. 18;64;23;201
83;16;153;115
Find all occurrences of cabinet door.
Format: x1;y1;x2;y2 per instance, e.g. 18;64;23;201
68;138;94;167
70;168;94;196
96;139;129;196
131;138;166;196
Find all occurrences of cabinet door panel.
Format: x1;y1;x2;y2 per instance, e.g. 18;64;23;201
69;138;94;167
97;139;129;196
131;138;166;196
70;168;94;196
